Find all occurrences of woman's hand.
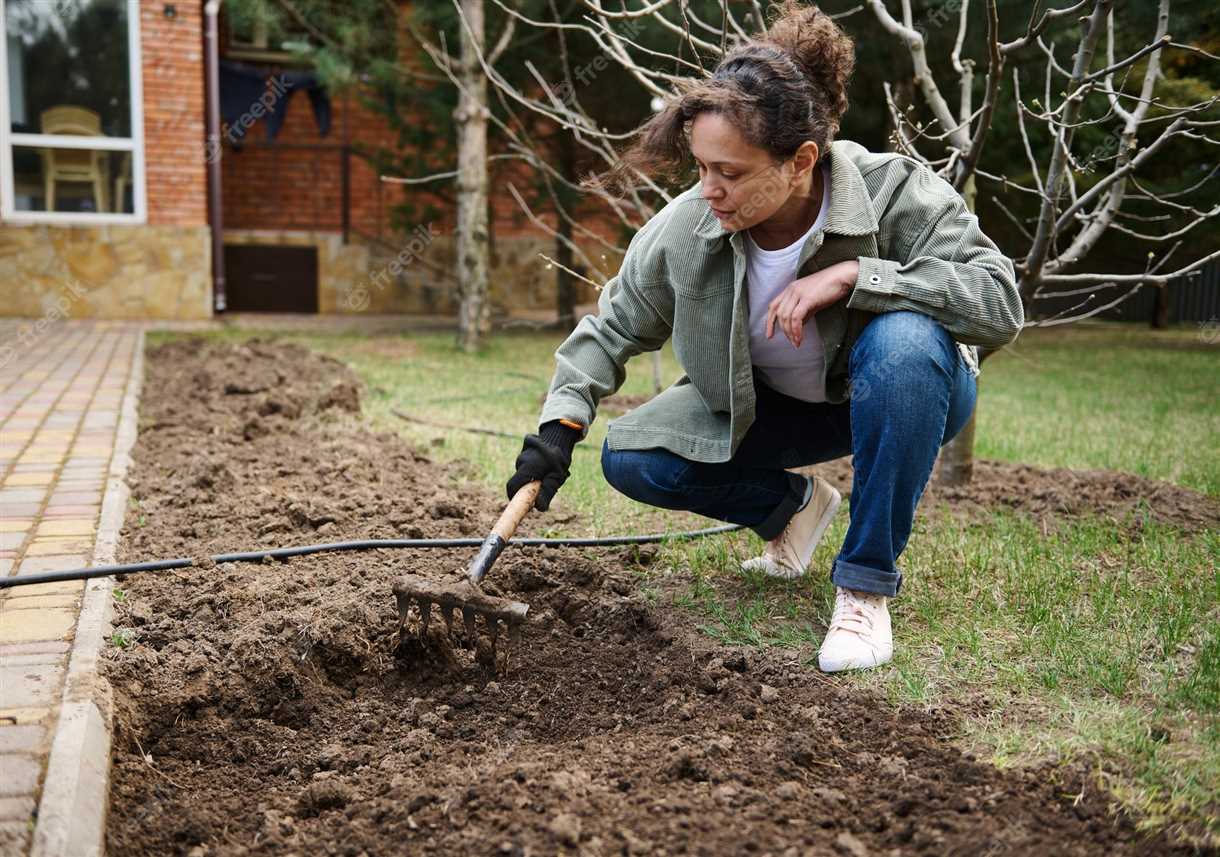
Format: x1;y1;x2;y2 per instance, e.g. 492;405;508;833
506;421;581;511
766;260;860;348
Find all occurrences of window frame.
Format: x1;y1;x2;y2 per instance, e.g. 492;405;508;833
0;0;147;225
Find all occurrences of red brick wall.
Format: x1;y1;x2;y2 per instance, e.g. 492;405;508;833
140;0;207;227
132;1;624;248
218;82;624;246
219;87;411;236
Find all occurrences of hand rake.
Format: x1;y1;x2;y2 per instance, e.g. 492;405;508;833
393;481;538;668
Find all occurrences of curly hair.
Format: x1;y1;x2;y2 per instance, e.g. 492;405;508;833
586;1;855;198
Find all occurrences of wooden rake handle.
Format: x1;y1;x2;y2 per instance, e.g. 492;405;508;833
467;480;541;586
493;480;541;540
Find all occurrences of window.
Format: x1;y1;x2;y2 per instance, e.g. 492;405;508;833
0;0;145;223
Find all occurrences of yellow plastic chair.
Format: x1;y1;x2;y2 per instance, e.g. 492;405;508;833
39;106;110;212
113;151;132;214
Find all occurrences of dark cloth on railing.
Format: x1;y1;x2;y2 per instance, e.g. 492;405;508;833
219;60;331;145
266;70;331;139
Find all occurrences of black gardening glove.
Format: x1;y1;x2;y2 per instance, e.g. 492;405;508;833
506;420;581;511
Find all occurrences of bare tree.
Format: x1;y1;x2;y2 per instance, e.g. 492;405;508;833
451;0;1217;477
867;0;1218;482
400;1;516;351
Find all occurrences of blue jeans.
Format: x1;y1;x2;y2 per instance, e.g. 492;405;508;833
600;311;977;597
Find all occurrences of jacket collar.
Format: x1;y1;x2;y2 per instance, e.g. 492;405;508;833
691;139;880;243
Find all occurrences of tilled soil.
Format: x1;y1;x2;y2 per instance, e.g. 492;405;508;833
818;458;1219;533
104;338;1213;856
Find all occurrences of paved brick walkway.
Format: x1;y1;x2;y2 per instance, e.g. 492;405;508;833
0;320;142;856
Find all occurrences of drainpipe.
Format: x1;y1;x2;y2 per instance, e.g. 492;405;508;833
203;0;226;312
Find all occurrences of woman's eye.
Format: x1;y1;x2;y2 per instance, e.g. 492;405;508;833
721;173;739;180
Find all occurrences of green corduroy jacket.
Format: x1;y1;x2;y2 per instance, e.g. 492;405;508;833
539;139;1024;464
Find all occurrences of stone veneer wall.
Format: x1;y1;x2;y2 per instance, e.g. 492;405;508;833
0;223;612;321
0;224;211;319
221;230;610;316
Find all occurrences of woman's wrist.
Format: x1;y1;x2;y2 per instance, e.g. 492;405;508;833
840;260;860;298
539;420;582;455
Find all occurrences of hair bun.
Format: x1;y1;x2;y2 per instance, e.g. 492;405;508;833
582;0;857;198
761;1;855;126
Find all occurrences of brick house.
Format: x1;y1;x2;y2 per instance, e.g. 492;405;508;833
0;0;605;321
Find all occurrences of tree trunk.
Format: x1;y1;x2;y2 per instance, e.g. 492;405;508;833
935;406;977;485
934;173;978;486
1151;284;1170;329
455;0;490;352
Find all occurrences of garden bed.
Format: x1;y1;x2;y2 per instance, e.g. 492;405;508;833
103;338;1205;855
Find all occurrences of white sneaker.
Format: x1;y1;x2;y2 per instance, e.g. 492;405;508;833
741;476;841;580
818;586;893;672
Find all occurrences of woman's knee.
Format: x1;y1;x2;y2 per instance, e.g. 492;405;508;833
940;373;977;444
601;441;693;505
850;311;957;386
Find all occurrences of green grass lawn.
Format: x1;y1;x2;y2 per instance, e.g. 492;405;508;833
980;325;1220;497
149;321;1220;843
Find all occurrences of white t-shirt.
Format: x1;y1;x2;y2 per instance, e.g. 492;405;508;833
745;163;831;403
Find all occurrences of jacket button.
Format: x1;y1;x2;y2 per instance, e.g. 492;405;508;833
869;274;881;285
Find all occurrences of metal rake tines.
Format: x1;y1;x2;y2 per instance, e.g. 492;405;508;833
393;574;528;655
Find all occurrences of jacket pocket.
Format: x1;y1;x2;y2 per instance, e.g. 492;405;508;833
672;280;735;300
670;252;736;299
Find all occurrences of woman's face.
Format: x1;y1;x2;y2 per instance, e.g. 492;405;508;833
689;112;816;232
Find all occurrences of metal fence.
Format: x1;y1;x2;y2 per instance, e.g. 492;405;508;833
1032;259;1220;325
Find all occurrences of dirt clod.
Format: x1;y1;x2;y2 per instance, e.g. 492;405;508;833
298;775;353;816
548;812;582;846
835;830;871;857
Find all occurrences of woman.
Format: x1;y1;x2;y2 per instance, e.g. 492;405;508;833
506;1;1022;672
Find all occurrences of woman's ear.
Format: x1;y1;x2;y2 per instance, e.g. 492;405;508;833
791;141;821;184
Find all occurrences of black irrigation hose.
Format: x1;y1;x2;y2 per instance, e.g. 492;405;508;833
0;524;746;591
392;410;596;452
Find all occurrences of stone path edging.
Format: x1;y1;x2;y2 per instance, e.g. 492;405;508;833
30;329;144;857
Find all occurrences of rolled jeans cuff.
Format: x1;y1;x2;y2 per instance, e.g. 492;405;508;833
832;558;903;598
752;472;809;541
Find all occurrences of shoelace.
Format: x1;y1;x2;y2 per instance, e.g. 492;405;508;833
829;588;881;636
767;526;801;570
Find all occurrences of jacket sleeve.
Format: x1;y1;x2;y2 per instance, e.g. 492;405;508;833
846;167;1024;349
538;243;673;437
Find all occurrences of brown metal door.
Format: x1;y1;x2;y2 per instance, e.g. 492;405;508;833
223;245;319;313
